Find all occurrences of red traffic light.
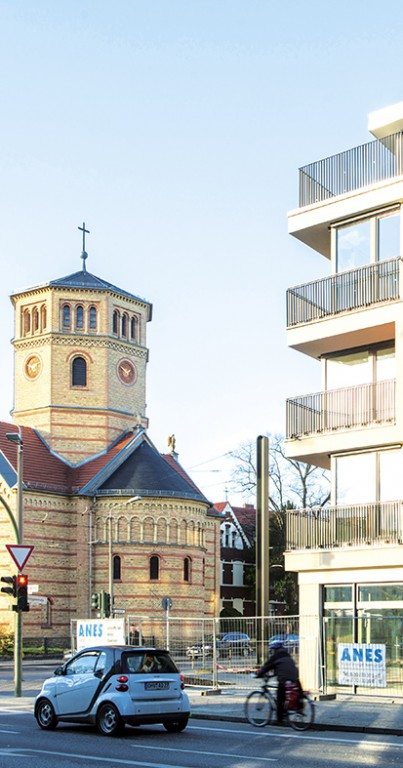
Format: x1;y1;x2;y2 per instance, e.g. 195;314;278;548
16;574;28;587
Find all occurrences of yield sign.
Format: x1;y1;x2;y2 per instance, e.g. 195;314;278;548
6;544;34;571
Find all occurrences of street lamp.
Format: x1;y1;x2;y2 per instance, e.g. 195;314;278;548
106;496;142;617
6;429;23;698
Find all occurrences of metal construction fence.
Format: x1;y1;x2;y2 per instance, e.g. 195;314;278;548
68;612;403;697
126;614;302;690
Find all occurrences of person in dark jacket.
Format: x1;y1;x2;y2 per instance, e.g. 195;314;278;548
256;641;303;723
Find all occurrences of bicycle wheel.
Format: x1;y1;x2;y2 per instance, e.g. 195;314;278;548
286;694;315;731
245;690;273;727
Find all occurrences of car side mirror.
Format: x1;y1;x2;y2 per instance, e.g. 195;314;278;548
94;668;104;679
53;666;66;676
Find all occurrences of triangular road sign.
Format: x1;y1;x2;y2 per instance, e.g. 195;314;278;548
6;544;34;571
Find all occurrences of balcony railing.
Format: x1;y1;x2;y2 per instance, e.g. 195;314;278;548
286;501;403;551
299;131;403;207
287;258;400;328
286;379;396;439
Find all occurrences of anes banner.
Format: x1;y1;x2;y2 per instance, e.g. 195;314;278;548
337;643;386;687
76;618;125;651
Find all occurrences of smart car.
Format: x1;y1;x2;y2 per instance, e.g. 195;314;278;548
34;645;190;736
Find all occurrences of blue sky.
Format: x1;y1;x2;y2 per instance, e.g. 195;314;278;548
2;1;403;503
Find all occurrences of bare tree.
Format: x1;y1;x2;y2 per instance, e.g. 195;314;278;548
229;434;330;613
230;433;330;520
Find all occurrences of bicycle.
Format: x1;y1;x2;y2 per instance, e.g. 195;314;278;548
245;678;315;731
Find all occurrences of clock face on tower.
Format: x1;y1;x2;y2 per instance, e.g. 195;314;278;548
117;359;136;385
25;355;42;379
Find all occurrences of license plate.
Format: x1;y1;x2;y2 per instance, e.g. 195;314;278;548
144;681;169;690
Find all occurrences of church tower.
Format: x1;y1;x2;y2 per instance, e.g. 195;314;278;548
10;226;152;463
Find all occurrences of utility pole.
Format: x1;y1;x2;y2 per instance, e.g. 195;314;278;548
256;435;269;665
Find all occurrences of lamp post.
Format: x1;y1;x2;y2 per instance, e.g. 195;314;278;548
106;496;142;617
5;429;23;698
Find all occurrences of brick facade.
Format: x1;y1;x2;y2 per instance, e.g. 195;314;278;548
0;264;221;639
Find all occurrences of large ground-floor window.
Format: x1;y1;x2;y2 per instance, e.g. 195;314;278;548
323;582;403;692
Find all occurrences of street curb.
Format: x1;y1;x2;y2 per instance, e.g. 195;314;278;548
189;711;403;736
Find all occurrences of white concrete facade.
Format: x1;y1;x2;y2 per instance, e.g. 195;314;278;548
284;103;403;694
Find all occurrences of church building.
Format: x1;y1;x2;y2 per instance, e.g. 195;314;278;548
0;231;220;642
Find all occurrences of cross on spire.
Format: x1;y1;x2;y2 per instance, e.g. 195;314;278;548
78;222;90;271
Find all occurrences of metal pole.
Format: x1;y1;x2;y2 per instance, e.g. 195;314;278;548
108;515;114;617
15;435;23;697
256;435;269;665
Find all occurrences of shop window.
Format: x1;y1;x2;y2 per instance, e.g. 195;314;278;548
149;555;159;581
71;356;87;387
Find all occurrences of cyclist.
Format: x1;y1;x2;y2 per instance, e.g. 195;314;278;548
256;640;303;724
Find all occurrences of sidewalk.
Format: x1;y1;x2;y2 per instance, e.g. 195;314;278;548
1;670;403;736
187;687;403;736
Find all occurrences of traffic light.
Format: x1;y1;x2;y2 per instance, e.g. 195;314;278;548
1;575;17;599
103;591;111;618
91;592;100;610
16;574;29;612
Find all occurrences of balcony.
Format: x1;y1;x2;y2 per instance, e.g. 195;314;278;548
286;501;403;551
286;379;395;439
299;131;403;208
287;258;400;328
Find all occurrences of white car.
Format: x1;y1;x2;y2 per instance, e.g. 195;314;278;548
34;645;190;736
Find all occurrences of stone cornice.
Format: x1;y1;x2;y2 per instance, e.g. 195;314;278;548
13;334;148;358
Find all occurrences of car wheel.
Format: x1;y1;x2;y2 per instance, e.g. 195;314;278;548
36;699;58;730
96;702;124;736
163;717;189;733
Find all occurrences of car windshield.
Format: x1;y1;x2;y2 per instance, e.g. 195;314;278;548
122;650;178;674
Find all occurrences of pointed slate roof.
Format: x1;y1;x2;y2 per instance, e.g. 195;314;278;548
84;434;209;503
11;270;152;318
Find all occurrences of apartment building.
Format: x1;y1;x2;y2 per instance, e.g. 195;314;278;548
285;102;403;694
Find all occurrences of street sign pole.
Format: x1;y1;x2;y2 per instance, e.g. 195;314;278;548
5;429;25;698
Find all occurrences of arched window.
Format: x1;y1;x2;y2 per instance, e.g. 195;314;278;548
62;304;71;329
130;316;138;341
113;555;121;581
76;305;84;329
41;305;47;331
113;310;120;335
149;555;159;581
183;557;191;583
72;356;87;387
121;313;128;337
32;307;39;332
89;306;97;330
202;558;205;585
